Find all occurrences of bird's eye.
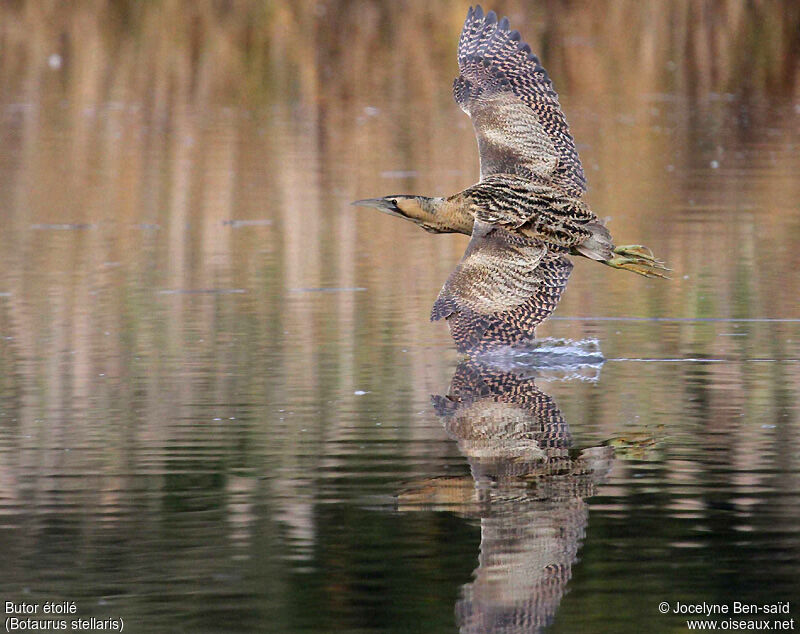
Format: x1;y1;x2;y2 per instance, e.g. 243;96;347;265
389;199;398;206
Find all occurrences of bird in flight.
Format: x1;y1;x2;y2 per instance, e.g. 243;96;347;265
353;5;668;352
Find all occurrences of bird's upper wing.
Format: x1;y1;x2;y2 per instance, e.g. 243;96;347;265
454;6;586;195
431;222;573;352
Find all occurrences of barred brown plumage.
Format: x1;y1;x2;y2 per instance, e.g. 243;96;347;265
352;5;669;353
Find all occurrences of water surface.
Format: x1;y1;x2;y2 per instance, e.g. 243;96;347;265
0;2;799;632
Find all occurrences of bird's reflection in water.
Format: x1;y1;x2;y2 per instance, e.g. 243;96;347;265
399;353;614;633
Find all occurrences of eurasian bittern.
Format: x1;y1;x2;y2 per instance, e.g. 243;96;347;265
353;6;668;352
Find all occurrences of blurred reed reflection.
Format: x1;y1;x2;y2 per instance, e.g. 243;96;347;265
400;356;615;633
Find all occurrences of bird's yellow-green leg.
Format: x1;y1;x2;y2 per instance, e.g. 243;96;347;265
605;253;671;279
613;244;668;267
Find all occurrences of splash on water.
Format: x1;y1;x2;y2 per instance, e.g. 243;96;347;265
474;337;604;381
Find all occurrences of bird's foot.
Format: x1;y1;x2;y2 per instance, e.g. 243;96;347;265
608;245;670;278
605;253;671;279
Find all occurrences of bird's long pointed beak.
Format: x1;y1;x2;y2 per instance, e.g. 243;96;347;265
351;197;405;220
351;198;385;209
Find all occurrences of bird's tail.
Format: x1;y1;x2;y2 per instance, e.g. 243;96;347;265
574;221;614;261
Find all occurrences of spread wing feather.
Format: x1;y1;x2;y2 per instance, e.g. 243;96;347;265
431;222;573;352
454;5;586;195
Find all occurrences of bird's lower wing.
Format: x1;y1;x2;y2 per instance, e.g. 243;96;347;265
431;222;573;353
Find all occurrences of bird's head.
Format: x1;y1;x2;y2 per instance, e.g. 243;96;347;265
351;195;451;233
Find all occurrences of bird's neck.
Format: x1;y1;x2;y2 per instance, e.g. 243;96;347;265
404;196;474;235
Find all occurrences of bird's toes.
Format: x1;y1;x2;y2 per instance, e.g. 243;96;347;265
606;255;671;279
613;245;669;269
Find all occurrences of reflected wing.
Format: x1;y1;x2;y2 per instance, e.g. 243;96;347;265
454;6;586;195
436;359;572;442
431;222;572;352
433;359;573;478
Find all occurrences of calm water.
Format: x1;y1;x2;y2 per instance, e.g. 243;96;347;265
0;2;799;633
